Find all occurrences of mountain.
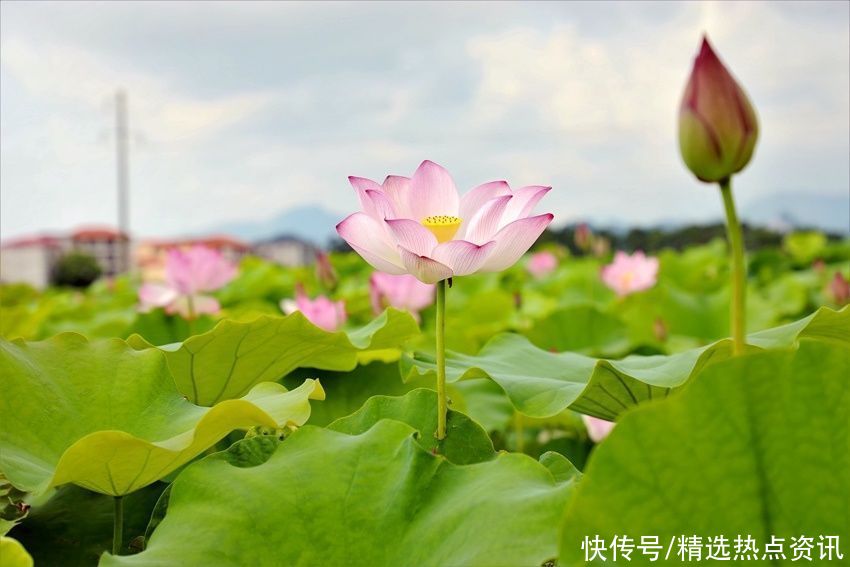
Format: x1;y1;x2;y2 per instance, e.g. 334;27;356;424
740;192;849;234
209;205;344;245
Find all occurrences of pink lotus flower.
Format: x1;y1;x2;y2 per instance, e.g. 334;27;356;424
281;287;347;332
679;36;759;183
601;250;659;296
336;160;554;284
138;246;237;318
370;272;435;321
527;251;558;279
582;415;616;443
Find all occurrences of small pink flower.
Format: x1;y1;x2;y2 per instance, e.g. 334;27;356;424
281;287;347;332
138;246;237;318
336;160;553;284
582;415;616;443
527;251;558;279
601;250;659;296
370;272;435;321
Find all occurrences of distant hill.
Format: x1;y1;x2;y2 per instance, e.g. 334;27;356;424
209;205;344;245
740;192;849;234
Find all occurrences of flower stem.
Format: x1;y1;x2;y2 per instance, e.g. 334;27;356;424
187;295;197;336
435;278;447;440
719;177;746;355
112;495;124;556
514;412;525;453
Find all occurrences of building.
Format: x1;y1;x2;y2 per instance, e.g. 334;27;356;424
1;226;131;288
0;236;64;289
254;235;318;267
69;226;131;277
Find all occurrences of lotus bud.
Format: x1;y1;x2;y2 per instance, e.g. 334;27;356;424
678;36;759;183
315;252;338;291
829;272;849;305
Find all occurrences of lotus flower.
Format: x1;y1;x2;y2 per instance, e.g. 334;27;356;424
138;246;237;318
582;415;616;443
336;160;554;284
601;251;659;296
527;251;558;279
679;36;759;183
281;287;347;332
370;272;435;321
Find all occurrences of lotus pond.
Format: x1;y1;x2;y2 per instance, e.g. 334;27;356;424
2;33;850;567
1;228;849;566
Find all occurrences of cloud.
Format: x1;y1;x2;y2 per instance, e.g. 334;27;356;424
0;1;847;240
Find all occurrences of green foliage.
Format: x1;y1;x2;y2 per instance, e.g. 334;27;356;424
52;251;102;288
404;306;848;420
328;389;496;464
102;420;578;567
0;334;323;497
128;308;418;405
560;340;849;565
1;235;848;565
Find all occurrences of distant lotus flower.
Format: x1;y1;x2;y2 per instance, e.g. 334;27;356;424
336;160;554;284
281;286;347;332
679;36;759;183
527;251;558;279
582;415;616;443
370;272;434;321
601;251;659;296
138;246;237;319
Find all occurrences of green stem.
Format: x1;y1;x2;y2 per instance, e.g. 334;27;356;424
720;178;746;355
112;495;124;556
187;295;197;336
435;279;447;440
514;412;525;453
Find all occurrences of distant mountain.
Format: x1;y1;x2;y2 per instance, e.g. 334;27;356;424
581;192;848;235
740;192;849;234
209;205;344;245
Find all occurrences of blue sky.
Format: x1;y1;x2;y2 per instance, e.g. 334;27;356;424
1;1;848;239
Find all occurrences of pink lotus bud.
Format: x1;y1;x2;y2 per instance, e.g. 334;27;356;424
582;415;616;443
830;272;850;305
527;251;558;279
315;252;338;290
574;223;592;252
679;36;759;183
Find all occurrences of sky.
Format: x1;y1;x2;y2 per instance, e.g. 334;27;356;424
1;1;848;240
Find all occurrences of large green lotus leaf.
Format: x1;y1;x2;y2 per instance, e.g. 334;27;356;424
0;537;32;567
404;306;848;420
129;308;418;405
102;420;578;567
282;360;432;426
328;389;496;464
560;340;849;566
524;305;630;357
0;334;323;497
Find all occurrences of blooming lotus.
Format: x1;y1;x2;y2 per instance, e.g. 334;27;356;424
601;251;659;296
679;36;759;183
336;160;554;284
582;415;616;443
138;246;236;318
281;287;347;332
370;272;434;321
527;251;558;279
